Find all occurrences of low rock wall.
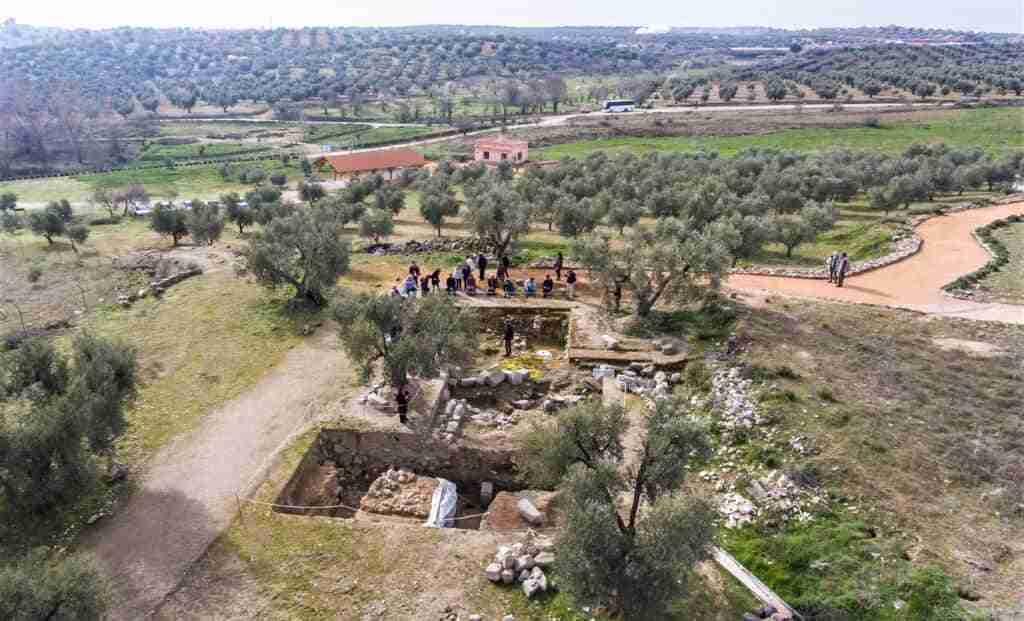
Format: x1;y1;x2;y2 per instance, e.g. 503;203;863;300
315;430;523;489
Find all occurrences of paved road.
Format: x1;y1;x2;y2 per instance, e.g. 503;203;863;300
314;101;941;159
83;327;352;619
728;201;1024;324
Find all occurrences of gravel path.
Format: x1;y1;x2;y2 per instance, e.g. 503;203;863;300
82;326;352;620
728;201;1024;324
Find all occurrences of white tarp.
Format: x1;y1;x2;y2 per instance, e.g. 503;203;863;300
423;478;457;528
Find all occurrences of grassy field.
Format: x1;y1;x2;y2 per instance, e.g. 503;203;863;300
976;220;1024;304
537;107;1024;159
138;141;274;161
0;159;304;205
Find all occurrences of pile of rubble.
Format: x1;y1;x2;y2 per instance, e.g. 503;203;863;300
456;367;531;389
706;470;826;528
356;382;393;411
358;467;438;519
707;366;767;433
366;237;488;256
115;266;203;308
591;363;683;401
484;535;556;599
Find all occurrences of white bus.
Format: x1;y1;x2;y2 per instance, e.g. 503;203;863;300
603;99;636;112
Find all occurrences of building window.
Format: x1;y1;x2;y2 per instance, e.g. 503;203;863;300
483;151;490;160
501;153;508;160
516;152;523;161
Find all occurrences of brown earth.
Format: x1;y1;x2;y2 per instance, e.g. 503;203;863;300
727;201;1024;324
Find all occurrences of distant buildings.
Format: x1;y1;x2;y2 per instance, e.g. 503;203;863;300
474;137;529;165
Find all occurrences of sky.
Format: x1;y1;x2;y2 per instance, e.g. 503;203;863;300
7;0;1023;33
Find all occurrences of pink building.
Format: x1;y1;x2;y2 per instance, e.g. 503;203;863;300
474;137;529;165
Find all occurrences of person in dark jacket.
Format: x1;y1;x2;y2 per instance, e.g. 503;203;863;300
501;255;511;279
446;273;457;295
477;253;488;281
420;276;430;297
554;252;563;281
542;275;554;298
395;386;409;425
430;269;441;291
486;275;499;295
566;269;577;299
835;252;850;287
503;319;515;357
409;262;421;280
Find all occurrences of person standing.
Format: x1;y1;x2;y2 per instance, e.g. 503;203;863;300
477;253;488;281
836;252;850;288
566;269;577;299
445;272;457;295
554;252;564;281
430;269;441;292
503;319;515;357
542;274;554;298
420;275;430;297
501;255;511;280
826;252;838;284
395;386;409;425
409;262;421;280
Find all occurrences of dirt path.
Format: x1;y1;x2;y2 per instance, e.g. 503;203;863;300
728;201;1024;324
83;326;353;620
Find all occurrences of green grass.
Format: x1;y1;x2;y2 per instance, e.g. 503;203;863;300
138;141;273;161
537;108;1024;159
83;275;314;465
724;516;965;620
977;220;1024;304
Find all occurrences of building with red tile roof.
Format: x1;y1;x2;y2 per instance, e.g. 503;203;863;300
314;148;427;179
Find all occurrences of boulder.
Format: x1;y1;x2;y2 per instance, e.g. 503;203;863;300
592;365;616;380
511;399;535;410
481;482;494;508
533;551;555;568
506;370;527;385
486;369;507;387
517;498;544;525
445;421;459;434
517;569;530;583
654;371;667;384
514;555;535;572
522;567;548;599
485;563;502;583
469;616;482;621
501;569;515;584
601;335;620;350
445;400;458;416
461;377;480;388
660;342;679;355
366;393;389;409
108;462;129;483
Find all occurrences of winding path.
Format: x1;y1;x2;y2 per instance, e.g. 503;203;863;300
82;327;353;620
727;201;1024;324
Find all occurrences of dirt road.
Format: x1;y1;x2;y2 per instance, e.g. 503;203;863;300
83;326;353;620
727;201;1024;324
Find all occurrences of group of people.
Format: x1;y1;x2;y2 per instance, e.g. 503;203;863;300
826;251;851;287
390;252;577;300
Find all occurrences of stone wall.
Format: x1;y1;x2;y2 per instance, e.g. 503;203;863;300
316;430;523;489
472;306;570;344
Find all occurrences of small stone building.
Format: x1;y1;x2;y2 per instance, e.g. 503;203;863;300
474;137;528;165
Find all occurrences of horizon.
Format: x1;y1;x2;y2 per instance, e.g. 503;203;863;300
5;0;1022;35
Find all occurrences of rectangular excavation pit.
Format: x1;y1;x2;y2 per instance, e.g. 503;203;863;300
275;430;543;530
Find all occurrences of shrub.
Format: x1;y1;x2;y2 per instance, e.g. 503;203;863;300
239;168;266;184
0;551;109;620
88;216;121;226
863;115;881;128
269;173;287;187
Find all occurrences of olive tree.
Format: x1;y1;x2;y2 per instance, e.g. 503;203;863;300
150;204;189;246
522;399;715;619
358;208;394;244
0;551;108;620
1;193;18;212
66;224;90;254
185;201;224;246
419;175;460;236
770;201;837;258
573;217;734;317
333;292;478;404
27;206;66;245
462;178;532;259
0;334;137;514
244;206;350;306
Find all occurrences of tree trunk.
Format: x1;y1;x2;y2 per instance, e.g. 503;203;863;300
786;245;794;258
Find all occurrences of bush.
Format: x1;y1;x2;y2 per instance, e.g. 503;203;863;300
269;173;287;187
0;551;108;620
239;168;266;184
863;115;881;128
88;216;121;226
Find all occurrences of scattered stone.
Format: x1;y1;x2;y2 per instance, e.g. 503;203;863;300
592;365;616;380
517;498;544;525
522;566;548;599
486;369;507;387
108;462;129;483
501;569;515;584
533;551;555;568
600;335;620;350
485;563;502;582
359;468;437;518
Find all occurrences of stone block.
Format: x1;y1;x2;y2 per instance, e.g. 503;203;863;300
517;498;544;525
